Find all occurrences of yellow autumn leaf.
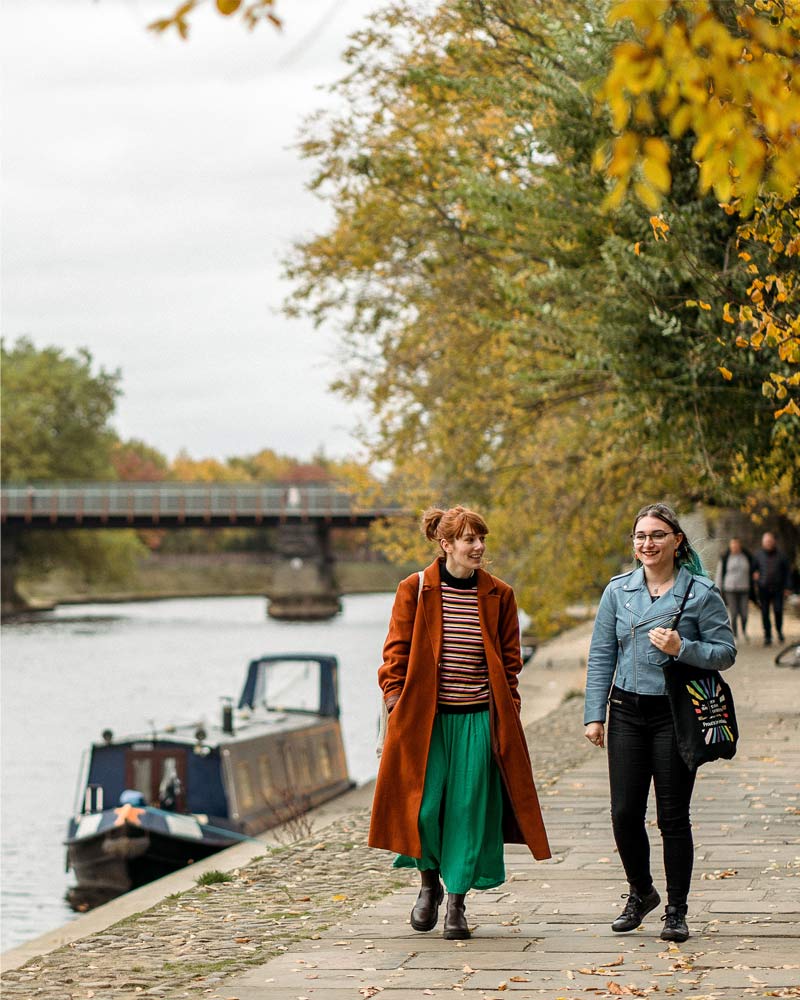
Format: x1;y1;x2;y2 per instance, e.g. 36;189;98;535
635;181;661;210
723;303;735;323
642;154;671;193
649;215;670;240
643;137;670;163
607;132;640;179
774;399;800;419
719;366;733;380
216;0;242;13
698;300;712;310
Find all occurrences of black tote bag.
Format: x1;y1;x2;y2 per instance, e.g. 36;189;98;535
663;583;739;771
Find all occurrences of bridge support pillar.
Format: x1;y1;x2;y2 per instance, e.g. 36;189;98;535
1;531;27;615
266;523;341;621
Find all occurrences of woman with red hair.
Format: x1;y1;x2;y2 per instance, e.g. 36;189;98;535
369;505;550;939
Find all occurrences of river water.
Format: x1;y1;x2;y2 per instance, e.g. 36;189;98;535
0;592;395;953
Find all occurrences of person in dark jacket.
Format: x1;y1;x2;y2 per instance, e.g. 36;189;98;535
584;502;735;944
752;532;792;646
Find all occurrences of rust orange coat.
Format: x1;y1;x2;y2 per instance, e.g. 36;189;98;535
368;559;551;861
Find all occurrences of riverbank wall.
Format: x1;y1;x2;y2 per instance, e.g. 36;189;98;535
14;554;416;610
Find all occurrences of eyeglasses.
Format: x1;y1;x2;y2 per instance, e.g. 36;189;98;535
631;531;675;544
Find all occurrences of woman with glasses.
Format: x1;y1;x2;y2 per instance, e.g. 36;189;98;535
369;505;550;939
584;503;735;943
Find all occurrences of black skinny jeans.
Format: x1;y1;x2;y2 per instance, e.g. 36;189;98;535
607;686;696;907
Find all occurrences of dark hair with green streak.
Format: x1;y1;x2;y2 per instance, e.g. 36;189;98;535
632;502;708;578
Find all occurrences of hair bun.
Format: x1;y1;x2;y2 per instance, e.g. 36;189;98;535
421;507;446;541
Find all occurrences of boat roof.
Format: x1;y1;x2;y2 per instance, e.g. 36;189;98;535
91;653;341;751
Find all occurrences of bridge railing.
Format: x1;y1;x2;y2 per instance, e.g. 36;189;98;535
1;483;401;522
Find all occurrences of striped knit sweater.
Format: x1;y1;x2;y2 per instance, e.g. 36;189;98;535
438;563;489;712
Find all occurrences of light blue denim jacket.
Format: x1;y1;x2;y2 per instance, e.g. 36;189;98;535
584;565;736;725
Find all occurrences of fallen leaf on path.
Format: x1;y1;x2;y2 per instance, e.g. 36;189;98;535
509;976;530;982
605;955;625;968
358;989;383;998
701;869;738;880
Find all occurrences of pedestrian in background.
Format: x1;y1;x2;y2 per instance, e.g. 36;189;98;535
369;505;550;940
715;537;754;640
752;532;792;646
584;502;736;943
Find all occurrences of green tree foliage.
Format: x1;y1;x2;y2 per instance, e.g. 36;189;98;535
1;337;120;482
1;338;146;588
286;0;795;631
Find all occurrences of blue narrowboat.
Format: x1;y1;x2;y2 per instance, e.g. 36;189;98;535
65;654;352;909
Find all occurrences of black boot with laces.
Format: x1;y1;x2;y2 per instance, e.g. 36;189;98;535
611;886;661;932
660;904;689;942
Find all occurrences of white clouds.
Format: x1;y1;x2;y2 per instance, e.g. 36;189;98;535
1;0;377;462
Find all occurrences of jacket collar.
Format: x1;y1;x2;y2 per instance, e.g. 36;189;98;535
621;565;696;624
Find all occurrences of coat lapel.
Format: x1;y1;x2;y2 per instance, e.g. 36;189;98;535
477;568;500;651
420;559;443;665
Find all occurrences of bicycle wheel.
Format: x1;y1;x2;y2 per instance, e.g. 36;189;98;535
775;643;800;667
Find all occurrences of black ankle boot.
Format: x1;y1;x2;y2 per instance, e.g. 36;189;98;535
410;869;444;931
443;892;470;939
611;886;661;932
660;904;689;942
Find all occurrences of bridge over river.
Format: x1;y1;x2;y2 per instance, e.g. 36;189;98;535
1;483;407;618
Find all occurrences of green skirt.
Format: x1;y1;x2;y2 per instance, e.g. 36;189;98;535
393;709;505;893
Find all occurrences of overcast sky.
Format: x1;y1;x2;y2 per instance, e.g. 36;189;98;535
1;0;383;463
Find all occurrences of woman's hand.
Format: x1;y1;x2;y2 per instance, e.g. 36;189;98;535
648;627;682;657
585;722;605;748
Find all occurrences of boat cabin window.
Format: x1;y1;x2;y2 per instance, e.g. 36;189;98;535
257;754;274;798
236;761;256;810
125;749;187;811
319;741;333;781
260;660;318;713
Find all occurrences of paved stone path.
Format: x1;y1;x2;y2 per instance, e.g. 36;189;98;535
2;625;798;999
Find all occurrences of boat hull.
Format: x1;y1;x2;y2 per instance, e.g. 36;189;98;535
65;805;244;909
